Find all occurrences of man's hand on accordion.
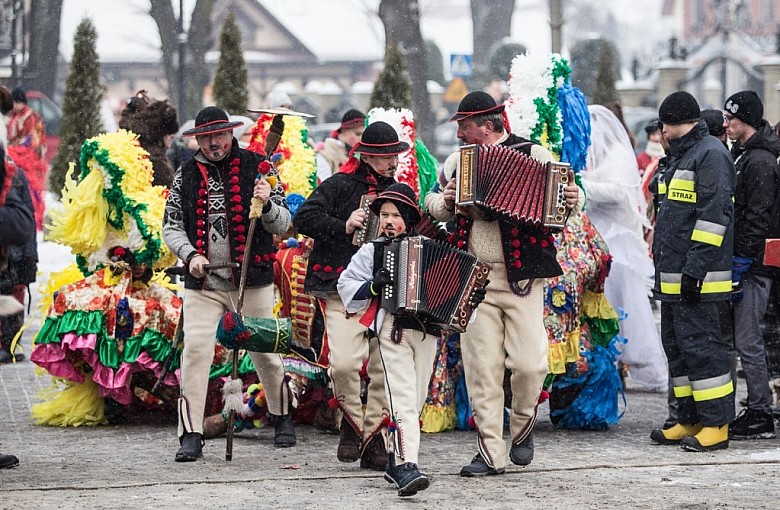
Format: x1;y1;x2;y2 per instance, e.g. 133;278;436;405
469;281;489;308
369;268;394;297
443;179;457;211
564;170;579;210
346;208;367;234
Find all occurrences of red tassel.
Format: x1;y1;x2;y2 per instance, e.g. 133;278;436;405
381;415;392;428
501;110;511;134
327;397;340;410
538;389;550;404
468;415;477;430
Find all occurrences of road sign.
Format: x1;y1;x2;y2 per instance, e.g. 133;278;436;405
450;54;473;78
444;77;469;104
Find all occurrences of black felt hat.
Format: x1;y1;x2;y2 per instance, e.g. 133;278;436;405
658;91;700;125
369;182;422;228
724;91;763;129
182;106;244;137
352;121;410;155
10;87;26;104
449;91;505;122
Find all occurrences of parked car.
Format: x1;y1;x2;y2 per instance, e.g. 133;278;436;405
25;90;62;167
623;106;658;155
433;121;459;162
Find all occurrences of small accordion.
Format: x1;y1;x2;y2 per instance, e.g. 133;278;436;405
381;236;491;333
456;143;571;230
352;194;382;247
353;194;444;246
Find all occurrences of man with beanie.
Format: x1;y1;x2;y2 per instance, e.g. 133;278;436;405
650;91;736;452
426;91;581;476
723;90;780;440
315;109;365;181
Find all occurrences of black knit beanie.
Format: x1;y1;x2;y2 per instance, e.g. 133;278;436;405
658;91;700;125
724;91;763;129
701;109;726;137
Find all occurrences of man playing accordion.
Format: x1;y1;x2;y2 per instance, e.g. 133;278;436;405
425;91;580;476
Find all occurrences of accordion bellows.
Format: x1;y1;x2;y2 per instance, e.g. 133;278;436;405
381;236;491;332
456;144;571;230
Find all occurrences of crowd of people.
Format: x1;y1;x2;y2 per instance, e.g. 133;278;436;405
0;66;779;499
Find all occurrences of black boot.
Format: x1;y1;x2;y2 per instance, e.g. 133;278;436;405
509;432;534;466
395;463;430;497
359;434;387;470
175;432;203;462
337;417;361;462
0;453;19;469
273;413;297;447
384;452;398;487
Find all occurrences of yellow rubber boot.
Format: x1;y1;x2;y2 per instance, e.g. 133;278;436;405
650;423;703;445
680;424;729;452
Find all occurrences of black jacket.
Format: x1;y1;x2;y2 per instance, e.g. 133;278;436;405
0;165;37;292
730;120;780;278
653;121;735;302
293;162;394;293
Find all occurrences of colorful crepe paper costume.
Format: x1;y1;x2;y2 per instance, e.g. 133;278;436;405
30;130;181;426
507;52;624;429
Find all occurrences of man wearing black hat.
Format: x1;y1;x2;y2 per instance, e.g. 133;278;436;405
723;90;780;440
425;91;580;476
315;109;366;181
294;121;409;471
649;91;736;452
163;106;294;461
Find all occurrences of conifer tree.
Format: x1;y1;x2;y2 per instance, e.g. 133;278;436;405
592;44;620;105
212;12;248;116
49;18;104;196
370;44;412;110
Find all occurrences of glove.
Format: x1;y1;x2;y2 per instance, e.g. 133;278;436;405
469;280;490;307
680;274;701;304
731;256;754;285
370;268;394;296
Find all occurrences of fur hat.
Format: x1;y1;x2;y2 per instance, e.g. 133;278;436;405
351;121;410;155
449;91;505;122
182;106;243;137
119;92;179;142
724;91;763;129
369;182;421;228
658;91;700;125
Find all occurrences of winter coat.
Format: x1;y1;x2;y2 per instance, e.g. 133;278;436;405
652;120;735;302
293;161;394;294
0;163;37;293
730;120;780;278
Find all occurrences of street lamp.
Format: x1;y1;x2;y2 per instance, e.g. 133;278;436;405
177;0;187;119
10;0;20;87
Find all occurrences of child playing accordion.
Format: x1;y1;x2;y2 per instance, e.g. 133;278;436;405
338;183;487;497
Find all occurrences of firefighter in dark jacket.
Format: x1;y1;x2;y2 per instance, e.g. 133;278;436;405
723;91;780;439
650;91;736;452
293;121;407;471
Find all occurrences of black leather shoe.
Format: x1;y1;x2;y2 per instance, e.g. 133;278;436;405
395;463;430;497
273;413;297;447
359;434;387;470
337;417;361;462
509;433;534;466
0;350;23;364
0;453;19;469
175;432;203;462
459;453;505;477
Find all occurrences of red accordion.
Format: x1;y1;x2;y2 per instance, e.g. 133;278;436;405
381;236;491;333
456;143;571;230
